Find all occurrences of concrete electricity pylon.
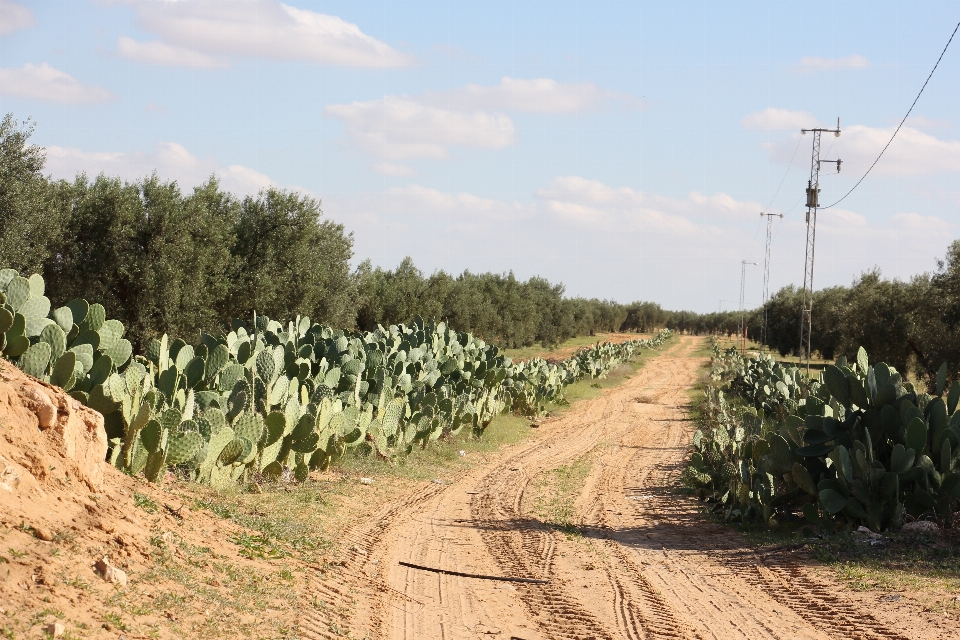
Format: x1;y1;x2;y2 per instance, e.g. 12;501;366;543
739;260;757;353
759;211;783;351
799;119;842;373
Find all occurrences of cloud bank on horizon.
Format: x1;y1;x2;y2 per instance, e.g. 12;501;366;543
0;0;957;311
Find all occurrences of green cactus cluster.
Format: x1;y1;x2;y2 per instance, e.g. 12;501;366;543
0;268;671;487
0;269;133;403
691;344;960;531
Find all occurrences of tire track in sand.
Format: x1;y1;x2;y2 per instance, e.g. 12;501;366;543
304;336;918;640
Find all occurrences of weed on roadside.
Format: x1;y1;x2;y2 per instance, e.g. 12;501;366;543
134;492;159;514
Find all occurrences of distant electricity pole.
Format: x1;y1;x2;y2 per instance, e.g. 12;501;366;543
759;211;783;351
739;260;757;353
799;118;842;373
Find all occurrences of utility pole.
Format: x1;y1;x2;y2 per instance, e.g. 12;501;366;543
739;260;757;354
759;211;783;351
799;118;842;374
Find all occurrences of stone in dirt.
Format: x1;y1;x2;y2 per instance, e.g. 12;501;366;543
95;556;128;586
32;524;54;541
0;454;21;492
901;521;939;535
45;621;65;637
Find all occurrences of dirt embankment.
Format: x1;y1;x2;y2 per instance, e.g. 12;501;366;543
0;364;312;639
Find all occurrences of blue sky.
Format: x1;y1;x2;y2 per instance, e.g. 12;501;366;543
1;1;957;312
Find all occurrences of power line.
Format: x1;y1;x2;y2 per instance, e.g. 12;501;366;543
822;19;960;210
764;135;804;213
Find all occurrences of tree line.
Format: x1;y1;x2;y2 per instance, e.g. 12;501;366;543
756;253;960;389
2;112;957;384
658;246;960;389
0;114;658;352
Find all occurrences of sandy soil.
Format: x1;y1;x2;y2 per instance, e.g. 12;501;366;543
300;336;958;640
6;338;958;639
0;363;314;639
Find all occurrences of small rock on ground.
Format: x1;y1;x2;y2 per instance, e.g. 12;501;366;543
901;521;939;535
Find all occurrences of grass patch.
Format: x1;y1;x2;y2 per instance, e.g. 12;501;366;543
779;527;960;610
133;491;159;514
530;453;594;536
557;337;674;407
230;532;289;560
808;530;960;604
335;411;532;484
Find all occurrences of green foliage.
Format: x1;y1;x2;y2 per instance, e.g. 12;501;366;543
690;344;960;532
2;113;668;355
0;114;63;275
754;259;960;390
0;267;670;489
354;258;634;349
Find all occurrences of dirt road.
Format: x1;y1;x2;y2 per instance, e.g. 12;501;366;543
300;337;932;640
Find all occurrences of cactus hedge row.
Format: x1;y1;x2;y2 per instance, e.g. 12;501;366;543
689;343;960;531
0;268;670;487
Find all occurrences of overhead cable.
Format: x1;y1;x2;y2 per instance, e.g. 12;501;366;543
822;19;960;209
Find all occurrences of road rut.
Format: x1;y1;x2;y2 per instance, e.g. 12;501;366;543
300;336;922;640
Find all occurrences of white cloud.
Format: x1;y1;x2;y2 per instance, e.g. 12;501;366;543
838;125;960;176
904;115;953;131
117;36;225;68
742;108;819;131
44;142;282;196
115;0;413;67
0;63;115;104
760;123;960;176
0;1;33;35
326;77;631;161
325;97;515;160
426;77;631;113
372;162;416;177
795;54;870;74
536;176;759;233
327;176;954;310
384;184;537;223
890;212;953;235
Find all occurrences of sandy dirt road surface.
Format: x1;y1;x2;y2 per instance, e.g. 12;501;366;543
300;336;944;640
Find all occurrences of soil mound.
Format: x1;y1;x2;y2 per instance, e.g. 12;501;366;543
0;365;205;634
0;363;108;502
0;361;315;638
